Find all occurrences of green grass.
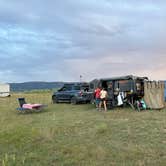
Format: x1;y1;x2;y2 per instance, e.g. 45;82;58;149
0;92;166;166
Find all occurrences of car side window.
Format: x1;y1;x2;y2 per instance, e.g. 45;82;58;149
73;86;81;90
64;86;72;91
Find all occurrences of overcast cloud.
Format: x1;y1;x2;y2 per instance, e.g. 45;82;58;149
0;0;166;82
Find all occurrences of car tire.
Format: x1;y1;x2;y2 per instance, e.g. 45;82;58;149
90;98;95;104
52;96;59;104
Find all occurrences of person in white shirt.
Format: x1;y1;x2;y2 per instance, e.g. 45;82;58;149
99;88;108;111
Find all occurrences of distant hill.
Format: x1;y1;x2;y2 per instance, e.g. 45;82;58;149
10;82;64;92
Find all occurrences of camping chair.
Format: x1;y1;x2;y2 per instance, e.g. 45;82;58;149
123;94;146;111
123;93;138;111
18;98;26;107
17;98;47;113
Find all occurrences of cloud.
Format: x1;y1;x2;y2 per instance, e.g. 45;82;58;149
0;0;166;82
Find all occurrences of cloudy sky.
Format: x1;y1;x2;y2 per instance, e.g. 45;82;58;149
0;0;166;83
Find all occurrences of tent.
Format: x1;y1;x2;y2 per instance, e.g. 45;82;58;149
0;83;10;97
144;81;165;109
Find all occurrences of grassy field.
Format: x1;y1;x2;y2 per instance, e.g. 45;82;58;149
0;92;166;166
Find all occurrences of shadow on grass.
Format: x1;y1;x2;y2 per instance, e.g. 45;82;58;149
15;109;49;115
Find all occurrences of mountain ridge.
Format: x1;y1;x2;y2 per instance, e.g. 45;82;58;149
9;81;166;98
9;81;64;91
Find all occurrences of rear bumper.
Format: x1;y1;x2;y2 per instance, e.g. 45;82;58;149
75;96;90;103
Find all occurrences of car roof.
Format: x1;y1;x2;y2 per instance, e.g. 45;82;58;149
64;82;89;86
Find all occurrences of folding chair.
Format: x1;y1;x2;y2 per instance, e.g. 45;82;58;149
17;98;47;113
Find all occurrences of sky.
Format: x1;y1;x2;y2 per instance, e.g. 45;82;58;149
0;0;166;83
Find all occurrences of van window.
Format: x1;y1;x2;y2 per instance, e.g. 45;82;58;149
89;83;94;89
118;80;134;91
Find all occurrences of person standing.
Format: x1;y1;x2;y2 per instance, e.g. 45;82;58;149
99;88;108;111
94;86;101;110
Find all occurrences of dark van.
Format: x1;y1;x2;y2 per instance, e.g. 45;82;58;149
90;75;148;109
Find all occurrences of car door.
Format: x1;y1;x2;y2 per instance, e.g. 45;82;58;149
61;86;73;101
56;87;68;100
65;86;74;101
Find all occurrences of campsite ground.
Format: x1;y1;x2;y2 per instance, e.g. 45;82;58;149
0;92;166;166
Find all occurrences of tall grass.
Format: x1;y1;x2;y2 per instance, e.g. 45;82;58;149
0;92;166;166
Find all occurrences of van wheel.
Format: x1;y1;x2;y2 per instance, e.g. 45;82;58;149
71;97;77;104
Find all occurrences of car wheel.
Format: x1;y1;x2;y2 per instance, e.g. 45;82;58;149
90;98;95;104
71;97;77;104
52;96;59;104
